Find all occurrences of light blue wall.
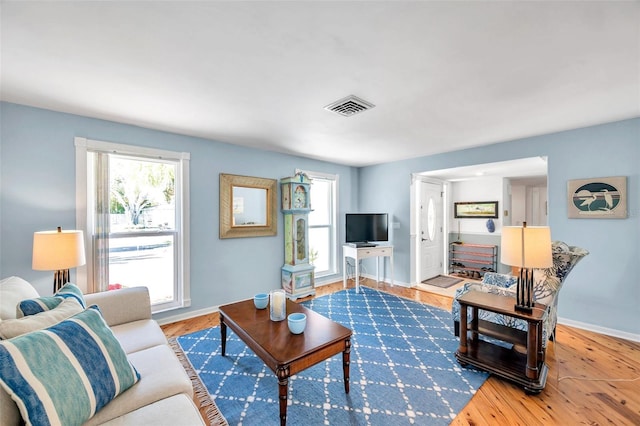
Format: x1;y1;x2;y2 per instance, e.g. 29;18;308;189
359;118;639;336
0;102;357;322
2;102;638;336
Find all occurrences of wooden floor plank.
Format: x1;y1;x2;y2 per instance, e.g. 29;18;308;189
161;278;640;425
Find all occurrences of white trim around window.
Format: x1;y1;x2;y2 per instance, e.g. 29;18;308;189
75;137;191;313
296;169;338;279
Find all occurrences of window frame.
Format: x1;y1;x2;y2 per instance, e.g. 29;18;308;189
75;137;191;313
296;169;338;279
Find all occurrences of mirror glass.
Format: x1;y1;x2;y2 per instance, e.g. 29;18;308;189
232;186;268;226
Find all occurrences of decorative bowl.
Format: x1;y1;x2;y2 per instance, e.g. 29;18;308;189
253;293;269;309
287;313;307;334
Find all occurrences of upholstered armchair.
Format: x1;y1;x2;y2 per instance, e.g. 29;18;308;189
451;241;589;347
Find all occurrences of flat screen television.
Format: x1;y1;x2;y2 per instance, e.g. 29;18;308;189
345;213;389;245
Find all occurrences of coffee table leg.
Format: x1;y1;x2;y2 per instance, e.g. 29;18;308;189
343;338;351;393
277;365;290;426
220;315;227;356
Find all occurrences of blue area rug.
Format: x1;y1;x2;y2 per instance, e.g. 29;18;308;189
175;288;488;425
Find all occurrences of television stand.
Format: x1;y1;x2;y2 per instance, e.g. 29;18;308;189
343;244;394;293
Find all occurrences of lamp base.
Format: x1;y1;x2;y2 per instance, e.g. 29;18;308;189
514;304;533;313
53;269;70;293
515;268;535;314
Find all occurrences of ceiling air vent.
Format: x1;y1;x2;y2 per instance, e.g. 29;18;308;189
324;95;375;117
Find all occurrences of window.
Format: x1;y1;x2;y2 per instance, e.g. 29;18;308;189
75;137;190;313
297;170;338;278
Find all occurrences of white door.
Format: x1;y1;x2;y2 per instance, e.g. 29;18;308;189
420;181;443;281
530;186;548;225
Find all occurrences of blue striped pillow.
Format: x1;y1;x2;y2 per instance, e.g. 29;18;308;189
18;282;86;317
0;305;140;426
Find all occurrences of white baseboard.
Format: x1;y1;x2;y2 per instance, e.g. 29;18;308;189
314;278;339;287
360;273;410;288
157;291;638;344
557;316;640;343
156;278;411;326
156;305;220;326
317;274;410;288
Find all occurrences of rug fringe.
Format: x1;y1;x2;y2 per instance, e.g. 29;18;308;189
169;337;229;426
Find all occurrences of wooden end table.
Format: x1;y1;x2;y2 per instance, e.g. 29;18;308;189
219;298;352;425
455;291;549;394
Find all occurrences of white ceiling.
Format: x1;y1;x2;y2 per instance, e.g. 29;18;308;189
420;156;548;184
1;1;638;167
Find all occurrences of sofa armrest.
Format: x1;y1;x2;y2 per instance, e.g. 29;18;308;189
84;287;152;327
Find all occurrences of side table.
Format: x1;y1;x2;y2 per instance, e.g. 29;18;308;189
455;290;549;394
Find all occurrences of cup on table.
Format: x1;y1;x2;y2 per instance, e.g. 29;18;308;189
287;313;307;334
253;293;268;309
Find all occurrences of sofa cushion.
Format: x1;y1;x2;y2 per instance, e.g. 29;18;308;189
110;319;168;354
0;277;39;322
84;344;193;425
17;282;86;317
0;305;140;426
0;298;84;339
99;394;206;426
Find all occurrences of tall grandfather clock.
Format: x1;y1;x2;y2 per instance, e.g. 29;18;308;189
280;172;315;299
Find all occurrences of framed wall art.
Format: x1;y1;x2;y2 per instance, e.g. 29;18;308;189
567;176;627;219
454;201;499;219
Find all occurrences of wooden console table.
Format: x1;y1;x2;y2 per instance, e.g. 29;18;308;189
342;244;394;293
455;291;549;394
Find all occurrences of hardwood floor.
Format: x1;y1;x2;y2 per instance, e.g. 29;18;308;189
162;279;640;425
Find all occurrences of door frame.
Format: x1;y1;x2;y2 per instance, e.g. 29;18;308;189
410;174;449;286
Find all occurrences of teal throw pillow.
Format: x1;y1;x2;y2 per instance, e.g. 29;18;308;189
0;305;140;426
18;282;86;317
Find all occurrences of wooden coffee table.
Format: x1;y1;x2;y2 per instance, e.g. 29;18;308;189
219;298;352;425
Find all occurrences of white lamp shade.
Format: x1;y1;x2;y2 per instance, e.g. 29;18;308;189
32;229;86;271
501;226;552;268
501;226;524;266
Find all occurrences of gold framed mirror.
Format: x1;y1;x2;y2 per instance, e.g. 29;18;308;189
219;173;277;238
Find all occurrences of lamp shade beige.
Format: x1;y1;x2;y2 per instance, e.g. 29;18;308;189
32;229;86;271
501;226;552;268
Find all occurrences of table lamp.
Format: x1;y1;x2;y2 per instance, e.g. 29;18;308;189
33;227;86;293
501;223;552;313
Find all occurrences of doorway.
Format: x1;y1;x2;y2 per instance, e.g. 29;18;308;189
410;176;449;286
410;157;548;288
419;179;444;282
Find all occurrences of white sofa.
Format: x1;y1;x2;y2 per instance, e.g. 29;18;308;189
0;276;206;426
